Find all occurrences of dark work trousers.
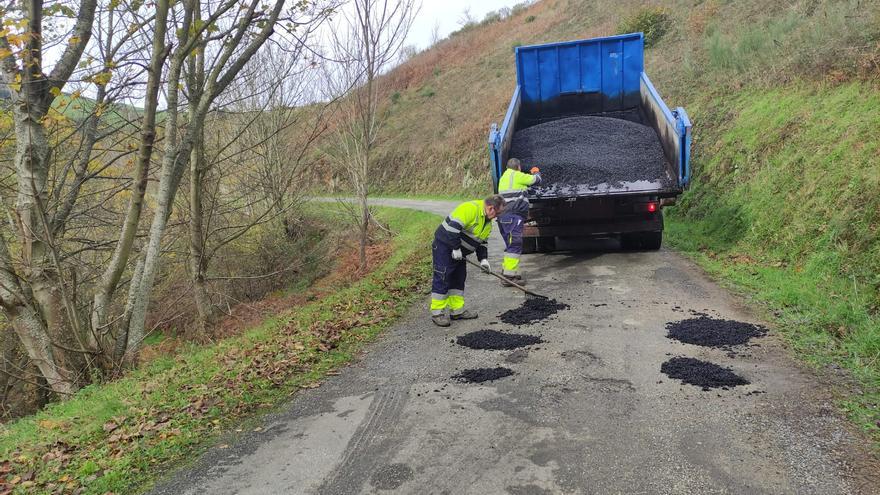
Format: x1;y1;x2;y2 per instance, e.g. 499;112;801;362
430;239;467;315
497;212;524;276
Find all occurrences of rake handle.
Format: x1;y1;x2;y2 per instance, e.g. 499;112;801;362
464;257;548;299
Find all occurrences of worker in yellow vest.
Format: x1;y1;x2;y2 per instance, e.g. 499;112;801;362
496;158;541;286
430;195;505;327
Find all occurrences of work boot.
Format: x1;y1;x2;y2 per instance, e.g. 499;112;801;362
500;274;525;287
431;313;451;327
451;309;478;320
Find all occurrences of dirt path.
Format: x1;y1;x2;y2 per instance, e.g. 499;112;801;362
151;199;878;494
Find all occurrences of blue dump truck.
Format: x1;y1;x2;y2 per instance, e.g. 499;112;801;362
488;33;692;252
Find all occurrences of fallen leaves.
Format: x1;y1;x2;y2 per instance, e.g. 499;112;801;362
0;237;432;495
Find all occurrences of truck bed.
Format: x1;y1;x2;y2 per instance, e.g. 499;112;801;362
488;34;691;199
509;111;678;198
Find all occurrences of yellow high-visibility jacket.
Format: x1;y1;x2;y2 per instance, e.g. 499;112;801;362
434;200;492;260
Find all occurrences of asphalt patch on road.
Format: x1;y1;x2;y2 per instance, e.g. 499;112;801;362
666;316;767;354
454;367;514;384
499;298;569;326
661;357;749;391
510;115;672;195
370;463;414;490
456;330;543;350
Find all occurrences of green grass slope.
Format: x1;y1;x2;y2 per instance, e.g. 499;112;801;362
372;0;880;437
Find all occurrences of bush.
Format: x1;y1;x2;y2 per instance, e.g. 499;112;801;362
511;1;532;17
618;7;671;48
390;92;401;104
525;15;536;23
419;86;435;98
482;10;503;25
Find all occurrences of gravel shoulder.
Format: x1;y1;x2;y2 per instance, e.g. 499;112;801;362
150;199;879;495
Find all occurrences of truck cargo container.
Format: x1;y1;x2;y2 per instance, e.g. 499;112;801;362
488;33;692;251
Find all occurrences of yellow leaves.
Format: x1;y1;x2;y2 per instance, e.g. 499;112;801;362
8;73;21;92
37;419;69;432
49;86;62;97
67;35;80;46
5;32;30;48
90;70;113;86
0;47;11;59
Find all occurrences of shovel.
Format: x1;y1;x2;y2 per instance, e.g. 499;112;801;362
464;257;548;300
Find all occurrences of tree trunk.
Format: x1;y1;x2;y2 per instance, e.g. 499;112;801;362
9;87;81;395
189;124;215;331
123;52;189;366
358;188;369;273
91;0;169;341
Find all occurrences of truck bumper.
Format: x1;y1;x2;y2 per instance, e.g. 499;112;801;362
523;214;663;238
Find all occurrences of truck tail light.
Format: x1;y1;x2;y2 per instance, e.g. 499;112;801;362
647;202;657;213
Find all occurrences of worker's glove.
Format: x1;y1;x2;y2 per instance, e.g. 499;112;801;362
479;258;491;273
530;167;540;174
451;249;463;261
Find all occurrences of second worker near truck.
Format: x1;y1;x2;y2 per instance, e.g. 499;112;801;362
497;158;541;286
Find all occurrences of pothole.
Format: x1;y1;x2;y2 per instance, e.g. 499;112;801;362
499;298;569;326
456;330;543;350
661;357;749;391
666;317;767;348
453;367;514;384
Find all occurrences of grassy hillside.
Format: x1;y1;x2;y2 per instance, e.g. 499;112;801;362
368;0;880;437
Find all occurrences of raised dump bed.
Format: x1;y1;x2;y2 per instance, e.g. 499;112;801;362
488;33;692;251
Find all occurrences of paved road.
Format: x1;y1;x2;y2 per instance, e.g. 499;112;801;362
152;199;878;494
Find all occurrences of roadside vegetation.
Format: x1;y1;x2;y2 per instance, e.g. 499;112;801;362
0;207;436;494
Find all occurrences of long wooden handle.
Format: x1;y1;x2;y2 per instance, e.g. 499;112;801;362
464;257;547;299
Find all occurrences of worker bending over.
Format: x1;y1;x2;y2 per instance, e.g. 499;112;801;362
431;195;505;327
497;158;541;285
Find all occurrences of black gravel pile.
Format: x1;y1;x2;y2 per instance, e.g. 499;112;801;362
666;317;767;348
510;115;672;195
456;330;543;350
498;298;569;326
454;367;514;383
661;357;749;391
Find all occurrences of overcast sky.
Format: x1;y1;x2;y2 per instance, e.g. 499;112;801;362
407;0;525;49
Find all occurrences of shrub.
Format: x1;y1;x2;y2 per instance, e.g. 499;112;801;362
618;7;671;48
525;15;536;23
482;10;503;26
391;92;401;104
511;1;532;17
419;86;435;98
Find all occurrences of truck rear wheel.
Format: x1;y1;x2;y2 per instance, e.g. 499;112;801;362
522;236;555;254
621;232;662;251
536;236;556;253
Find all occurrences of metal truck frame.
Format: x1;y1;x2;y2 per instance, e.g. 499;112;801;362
488;33;692;252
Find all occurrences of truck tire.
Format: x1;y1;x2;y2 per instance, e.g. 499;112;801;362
621;232;662;251
640;231;663;250
536;236;556;253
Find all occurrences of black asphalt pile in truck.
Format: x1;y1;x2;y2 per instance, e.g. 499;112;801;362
509;115;673;195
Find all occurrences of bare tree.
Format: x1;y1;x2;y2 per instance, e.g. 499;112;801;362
325;0;417;272
121;0;320;362
182;13;333;331
0;0;100;395
430;20;442;46
458;7;475;27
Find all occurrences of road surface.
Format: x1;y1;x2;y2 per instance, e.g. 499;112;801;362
151;199;878;494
